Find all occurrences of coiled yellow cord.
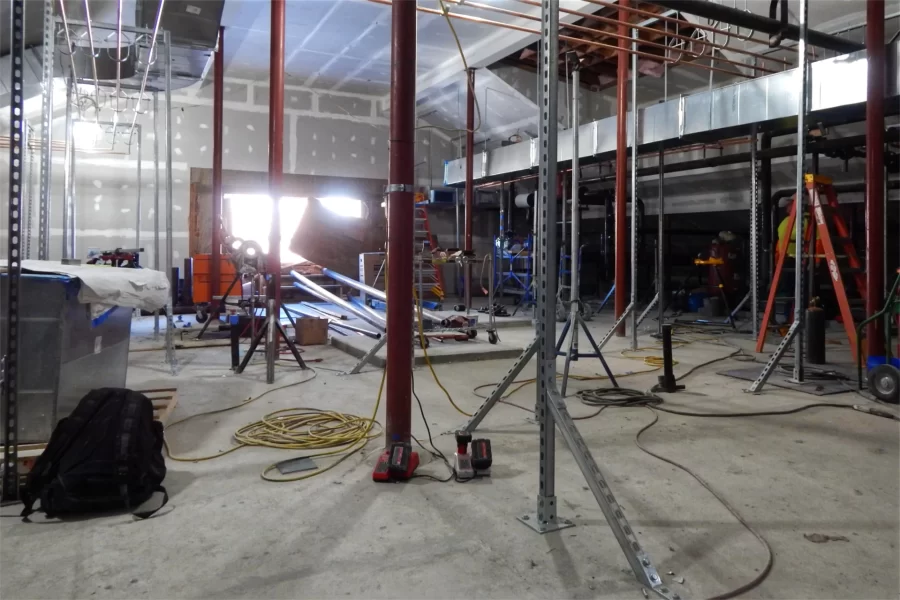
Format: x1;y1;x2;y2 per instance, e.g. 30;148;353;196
165;367;387;482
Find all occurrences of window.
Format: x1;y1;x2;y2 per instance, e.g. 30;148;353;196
225;194;363;265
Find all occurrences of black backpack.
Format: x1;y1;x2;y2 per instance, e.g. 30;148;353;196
21;388;168;519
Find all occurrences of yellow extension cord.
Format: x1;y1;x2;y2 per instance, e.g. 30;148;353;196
164;368;386;482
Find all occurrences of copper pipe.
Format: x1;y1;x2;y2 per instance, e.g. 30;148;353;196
614;0;628;336
452;0;774;74
505;0;789;68
582;0;796;53
366;0;757;79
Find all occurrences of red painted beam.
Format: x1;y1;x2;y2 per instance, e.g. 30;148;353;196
865;0;885;357
614;0;629;335
464;68;475;309
268;0;285;310
384;0;416;445
211;26;224;303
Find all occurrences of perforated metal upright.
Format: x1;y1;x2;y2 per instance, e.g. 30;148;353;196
513;4;678;598
37;0;54;260
517;0;565;534
2;0;27;502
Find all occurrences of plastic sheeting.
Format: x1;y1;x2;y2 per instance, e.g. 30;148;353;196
1;260;170;311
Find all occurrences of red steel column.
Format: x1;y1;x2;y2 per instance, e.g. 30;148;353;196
385;0;416;444
464;68;475;308
211;26;224;304
614;0;629;335
268;0;285;311
865;0;885;357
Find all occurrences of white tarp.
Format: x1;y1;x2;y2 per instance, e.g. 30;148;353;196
0;260;170;312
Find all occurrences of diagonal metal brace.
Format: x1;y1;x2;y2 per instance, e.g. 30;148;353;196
748;320;800;393
548;391;680;599
597;302;634;351
463;337;539;434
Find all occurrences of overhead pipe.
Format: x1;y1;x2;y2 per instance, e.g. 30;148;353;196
649;0;864;55
614;0;629;336
581;0;799;53
506;0;790;68
268;0;285;314
457;0;781;74
290;272;387;331
385;0;416;447
211;26;224;308
321;267;444;324
465;67;475;310
865;0;886;359
365;0;758;80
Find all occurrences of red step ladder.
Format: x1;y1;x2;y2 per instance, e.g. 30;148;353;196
756;174;866;360
413;203;446;301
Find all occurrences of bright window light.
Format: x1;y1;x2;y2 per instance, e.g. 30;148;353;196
225;195;364;265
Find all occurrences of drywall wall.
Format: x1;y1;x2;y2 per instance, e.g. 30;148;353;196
2;74;458;268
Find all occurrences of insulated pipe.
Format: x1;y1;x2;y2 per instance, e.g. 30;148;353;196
386;0;416;445
212;26;224;303
321;267;444;323
290;273;387;331
465;68;475;310
866;0;886;358
269;0;285;313
614;0;629;336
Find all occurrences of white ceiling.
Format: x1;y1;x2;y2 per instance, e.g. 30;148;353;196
219;0;546;94
217;0;881;97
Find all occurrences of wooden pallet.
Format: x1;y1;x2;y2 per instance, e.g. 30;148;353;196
141;387;180;426
1;387;179;475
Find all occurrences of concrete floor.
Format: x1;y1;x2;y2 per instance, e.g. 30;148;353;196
2;311;898;599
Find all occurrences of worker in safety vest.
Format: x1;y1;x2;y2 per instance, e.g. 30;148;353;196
775;213;824;321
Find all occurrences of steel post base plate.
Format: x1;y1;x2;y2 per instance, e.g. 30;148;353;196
517;513;576;534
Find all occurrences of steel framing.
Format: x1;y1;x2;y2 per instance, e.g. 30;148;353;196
464;3;676;596
555;57;619;396
2;0;27;503
749;0;810;393
44;13;175;357
37;0;54;260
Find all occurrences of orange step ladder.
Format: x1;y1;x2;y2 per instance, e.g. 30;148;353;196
756;174;866;359
413;203;446;301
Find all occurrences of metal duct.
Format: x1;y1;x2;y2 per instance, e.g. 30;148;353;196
443;42;900;186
